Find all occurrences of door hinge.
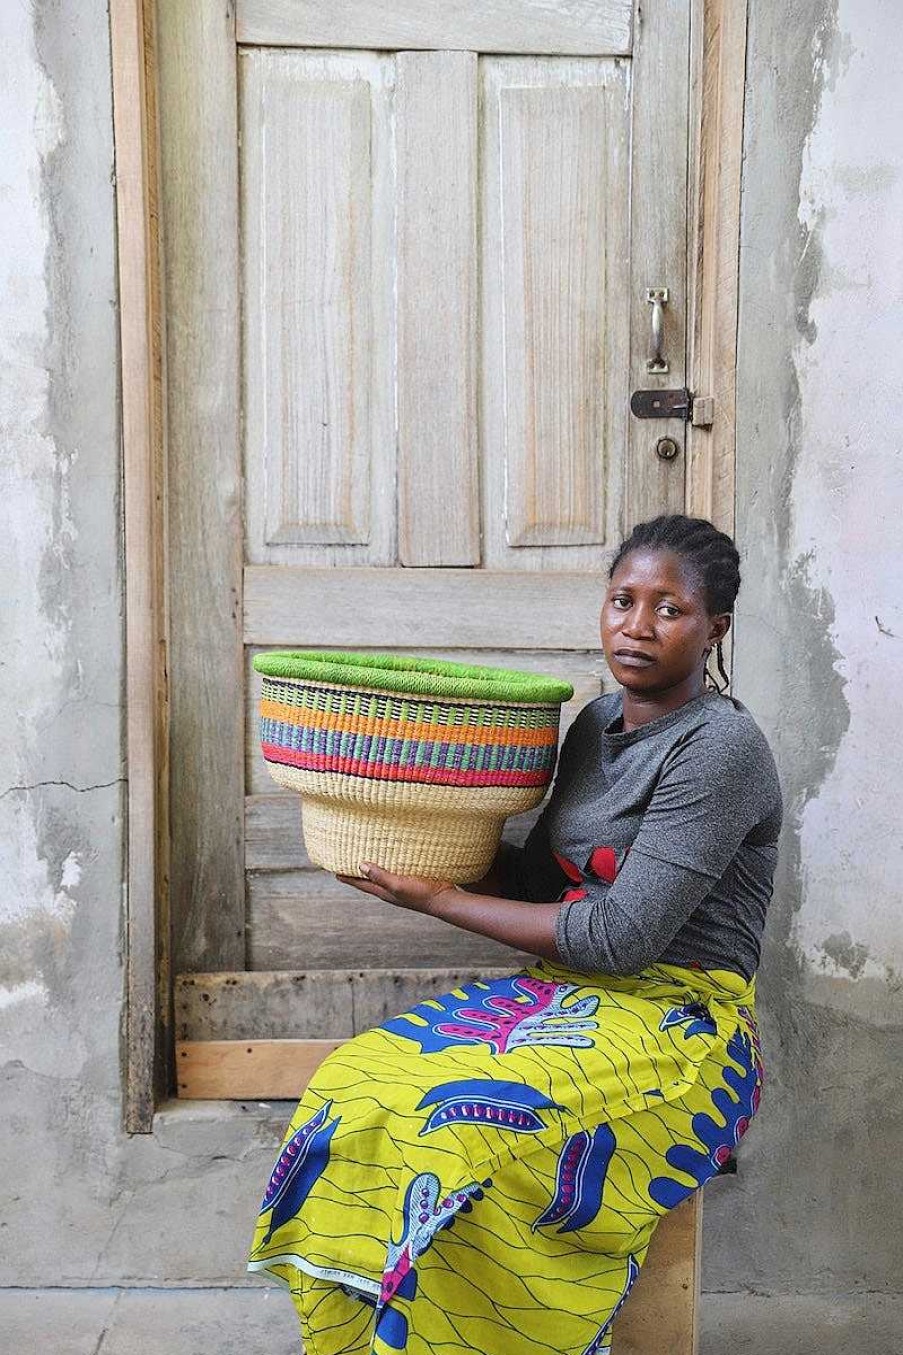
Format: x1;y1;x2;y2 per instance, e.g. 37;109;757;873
630;388;714;426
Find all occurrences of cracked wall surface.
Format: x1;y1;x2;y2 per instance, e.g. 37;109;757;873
1;0;901;1300
0;0;284;1288
707;0;903;1292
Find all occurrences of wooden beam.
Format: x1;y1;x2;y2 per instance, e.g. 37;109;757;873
175;967;515;1041
247;874;535;971
157;0;246;974
396;51;480;565
236;0;633;56
176;1038;344;1099
686;0;749;536
244;566;605;649
110;0;170;1133
625;0;691;531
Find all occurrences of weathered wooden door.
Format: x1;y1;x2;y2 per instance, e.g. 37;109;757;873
159;0;692;1064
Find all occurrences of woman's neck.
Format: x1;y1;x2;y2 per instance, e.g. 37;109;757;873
620;673;707;733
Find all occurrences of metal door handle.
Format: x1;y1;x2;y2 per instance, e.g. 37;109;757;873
646;288;669;374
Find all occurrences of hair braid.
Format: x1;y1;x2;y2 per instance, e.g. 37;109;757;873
609;514;741;692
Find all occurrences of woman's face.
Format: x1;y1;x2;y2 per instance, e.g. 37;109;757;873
600;547;730;695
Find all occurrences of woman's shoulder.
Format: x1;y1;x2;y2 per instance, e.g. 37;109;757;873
695;692;775;753
681;694;781;798
564;690;621;737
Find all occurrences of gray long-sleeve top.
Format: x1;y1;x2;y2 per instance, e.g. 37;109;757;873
511;689;783;981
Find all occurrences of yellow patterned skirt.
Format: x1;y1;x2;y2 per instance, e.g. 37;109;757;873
248;959;763;1355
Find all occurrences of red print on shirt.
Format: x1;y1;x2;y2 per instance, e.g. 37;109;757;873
588;845;630;884
553;851;584;884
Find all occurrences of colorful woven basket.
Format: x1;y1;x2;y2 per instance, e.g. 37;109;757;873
254;651;574;883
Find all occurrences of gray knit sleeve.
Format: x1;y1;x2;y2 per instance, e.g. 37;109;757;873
555;721;781;975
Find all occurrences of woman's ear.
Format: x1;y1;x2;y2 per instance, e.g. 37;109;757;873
709;613;731;646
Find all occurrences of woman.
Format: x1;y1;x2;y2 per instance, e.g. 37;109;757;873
248;514;782;1355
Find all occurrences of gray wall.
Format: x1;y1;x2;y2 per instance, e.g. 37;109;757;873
725;0;903;1292
1;0;900;1297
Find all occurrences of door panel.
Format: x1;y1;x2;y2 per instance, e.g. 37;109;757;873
241;50;397;566
481;57;630;566
159;0;691;981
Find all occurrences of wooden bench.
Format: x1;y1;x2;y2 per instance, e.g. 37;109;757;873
610;1192;702;1354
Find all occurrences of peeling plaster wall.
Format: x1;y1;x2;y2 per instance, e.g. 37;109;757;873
712;0;903;1292
0;1;285;1288
0;0;901;1302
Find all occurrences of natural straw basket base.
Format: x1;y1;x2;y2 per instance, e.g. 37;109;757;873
270;764;546;881
301;796;504;883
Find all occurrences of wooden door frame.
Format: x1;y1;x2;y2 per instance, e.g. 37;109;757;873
110;0;748;1133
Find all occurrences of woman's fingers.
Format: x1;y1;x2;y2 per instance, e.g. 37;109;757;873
360;862;398;888
335;873;394;903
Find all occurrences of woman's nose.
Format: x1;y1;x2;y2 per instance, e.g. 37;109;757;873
622;606;656;638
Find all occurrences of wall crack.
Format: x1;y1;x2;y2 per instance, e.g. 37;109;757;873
0;777;125;800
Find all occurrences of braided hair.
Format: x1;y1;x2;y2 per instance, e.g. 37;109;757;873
608;515;741;691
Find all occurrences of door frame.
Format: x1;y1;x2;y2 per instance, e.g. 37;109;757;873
110;0;748;1132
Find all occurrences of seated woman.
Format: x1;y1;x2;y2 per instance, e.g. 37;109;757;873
248;514;783;1355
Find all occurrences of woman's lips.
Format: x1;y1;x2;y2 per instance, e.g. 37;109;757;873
613;651;655;667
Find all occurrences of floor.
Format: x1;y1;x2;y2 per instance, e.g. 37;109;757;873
1;1286;900;1354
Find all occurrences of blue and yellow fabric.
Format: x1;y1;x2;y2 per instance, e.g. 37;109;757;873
248;960;763;1355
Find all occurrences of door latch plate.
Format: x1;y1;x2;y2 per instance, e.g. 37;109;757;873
630;387;692;421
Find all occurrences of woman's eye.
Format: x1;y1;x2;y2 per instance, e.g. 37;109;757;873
658;604;680;618
611;596;631;610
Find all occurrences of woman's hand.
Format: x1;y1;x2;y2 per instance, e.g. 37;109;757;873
336;863;457;915
337;862;566;965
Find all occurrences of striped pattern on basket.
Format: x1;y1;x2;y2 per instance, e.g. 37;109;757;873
259;678;562;787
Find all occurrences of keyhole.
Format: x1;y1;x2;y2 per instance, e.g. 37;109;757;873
655;436;680;462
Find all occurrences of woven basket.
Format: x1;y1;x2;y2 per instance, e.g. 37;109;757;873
254;651;573;883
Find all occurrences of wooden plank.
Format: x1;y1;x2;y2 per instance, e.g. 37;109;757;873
158;0;245;973
625;0;691;530
175;967;514;1040
685;0;748;536
397;51;479;566
244;567;606;649
176;970;354;1040
236;0;633;57
177;1038;343;1099
247;873;534;970
110;0;170;1131
611;1194;701;1354
480;58;630;571
246;794;309;869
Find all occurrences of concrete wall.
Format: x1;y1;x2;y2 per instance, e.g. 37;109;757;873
725;0;903;1293
0;0;284;1287
0;0;900;1301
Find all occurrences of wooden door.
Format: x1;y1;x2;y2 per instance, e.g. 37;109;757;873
159;0;691;1051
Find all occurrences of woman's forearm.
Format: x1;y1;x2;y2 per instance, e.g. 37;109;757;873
427;887;565;961
337;863;565;962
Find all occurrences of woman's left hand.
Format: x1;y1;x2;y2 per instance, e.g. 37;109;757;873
336;863;457;915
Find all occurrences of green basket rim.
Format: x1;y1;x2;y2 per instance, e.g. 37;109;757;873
253;650;574;704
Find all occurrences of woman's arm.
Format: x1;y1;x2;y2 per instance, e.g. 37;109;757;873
338;864;565;962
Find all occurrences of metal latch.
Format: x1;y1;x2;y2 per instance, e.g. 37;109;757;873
630;388;714;426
